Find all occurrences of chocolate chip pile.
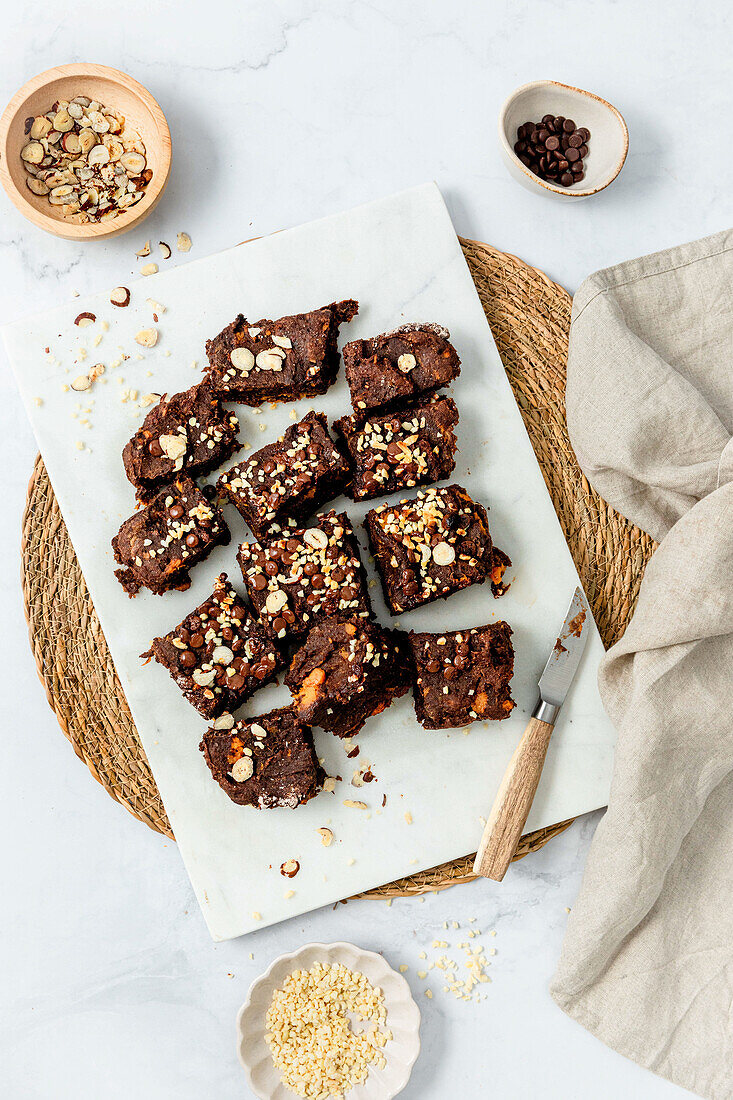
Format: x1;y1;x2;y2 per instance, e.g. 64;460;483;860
514;115;591;188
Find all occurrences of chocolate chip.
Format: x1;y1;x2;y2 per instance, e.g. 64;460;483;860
515;115;590;187
147;439;163;457
229;674;245;690
179;650;196;669
185;533;199;547
168;503;184;519
190;633;204;648
252;573;267;590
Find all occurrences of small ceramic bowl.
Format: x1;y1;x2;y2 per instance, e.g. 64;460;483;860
498;80;628;200
0;63;171;240
237;941;421;1100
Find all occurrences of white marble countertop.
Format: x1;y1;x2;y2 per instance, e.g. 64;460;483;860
0;1;716;1096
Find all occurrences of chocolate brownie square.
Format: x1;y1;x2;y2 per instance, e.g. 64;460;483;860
237;511;372;642
334;394;458;501
204;299;358;405
112;476;229;597
364;484;494;614
217;411;350;540
285;618;410;738
122;380;240;499
141;573;283;718
408;622;515;728
200;707;323;808
344;322;460;413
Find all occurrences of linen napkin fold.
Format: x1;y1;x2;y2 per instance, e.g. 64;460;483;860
550;228;733;1100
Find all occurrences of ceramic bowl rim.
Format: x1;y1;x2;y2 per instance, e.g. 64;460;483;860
498;79;629;198
236;940;422;1100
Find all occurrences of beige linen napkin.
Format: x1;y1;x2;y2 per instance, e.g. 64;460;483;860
550;229;733;1100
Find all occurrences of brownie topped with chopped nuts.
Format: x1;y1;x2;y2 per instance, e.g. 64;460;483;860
141;573;282;718
408;622;515;728
364;484;496;614
123;380;241;499
217;411;350;540
334;394;459;501
199;707;323;808
237;510;372;642
285;617;410;738
112;476;229;597
203;299;359;405
343;322;460;413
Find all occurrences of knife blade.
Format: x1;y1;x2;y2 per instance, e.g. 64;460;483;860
473;584;591;882
534;585;590;722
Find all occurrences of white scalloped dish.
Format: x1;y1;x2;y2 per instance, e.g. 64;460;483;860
237;941;421;1100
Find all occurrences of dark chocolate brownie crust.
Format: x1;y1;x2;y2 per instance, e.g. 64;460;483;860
122;381;240;499
408;622;515;728
141;573;283;718
200;707;323;808
285;618;410;738
364;484;494;614
217;411;350;540
334;394;458;501
203;299;359;405
343;322;460;413
237;510;372;642
113;476;230;597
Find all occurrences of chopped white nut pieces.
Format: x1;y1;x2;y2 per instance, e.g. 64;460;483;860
140;263;158;276
317;827;333;846
265;962;391;1098
176;231;192;252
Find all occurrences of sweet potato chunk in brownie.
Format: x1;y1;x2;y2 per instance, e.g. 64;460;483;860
204;299;358;405
286;618;410;738
364;484;495;614
112;476;229;596
217;411;349;540
334;394;458;501
344;322;460;413
141;573;282;718
237;511;372;642
122;380;240;499
408;622;515;728
200;707;323;808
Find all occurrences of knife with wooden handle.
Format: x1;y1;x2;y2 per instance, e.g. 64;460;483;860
473;586;590;882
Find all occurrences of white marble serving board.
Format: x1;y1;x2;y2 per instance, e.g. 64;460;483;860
3;183;614;941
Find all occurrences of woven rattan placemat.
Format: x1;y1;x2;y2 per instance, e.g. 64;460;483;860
20;237;655;898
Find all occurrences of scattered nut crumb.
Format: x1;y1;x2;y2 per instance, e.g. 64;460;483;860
74;312;95;327
135;328;158;348
71;375;91;391
146;297;166;315
280;859;300;878
283;890;295;899
343;800;367;810
404;811;413;825
176;232;192;252
317;827;333;847
33;397;43;406
399;964;408;973
252;911;262;921
141;263;158;276
159;241;171;260
136;240;151;258
110;286;130;307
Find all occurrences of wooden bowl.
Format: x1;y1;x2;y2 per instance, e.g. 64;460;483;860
498;80;628;201
0;63;171;240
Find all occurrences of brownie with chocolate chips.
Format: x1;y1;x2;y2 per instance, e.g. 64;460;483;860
200;707;323;808
285;617;410;738
112;476;229;597
203;299;359;405
364;484;496;614
217;411;350;540
343;322;460;414
334;394;458;501
408;622;515;728
237;510;372;642
141;573;282;718
122;380;241;499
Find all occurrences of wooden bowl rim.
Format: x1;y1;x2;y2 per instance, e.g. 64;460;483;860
0;62;172;241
